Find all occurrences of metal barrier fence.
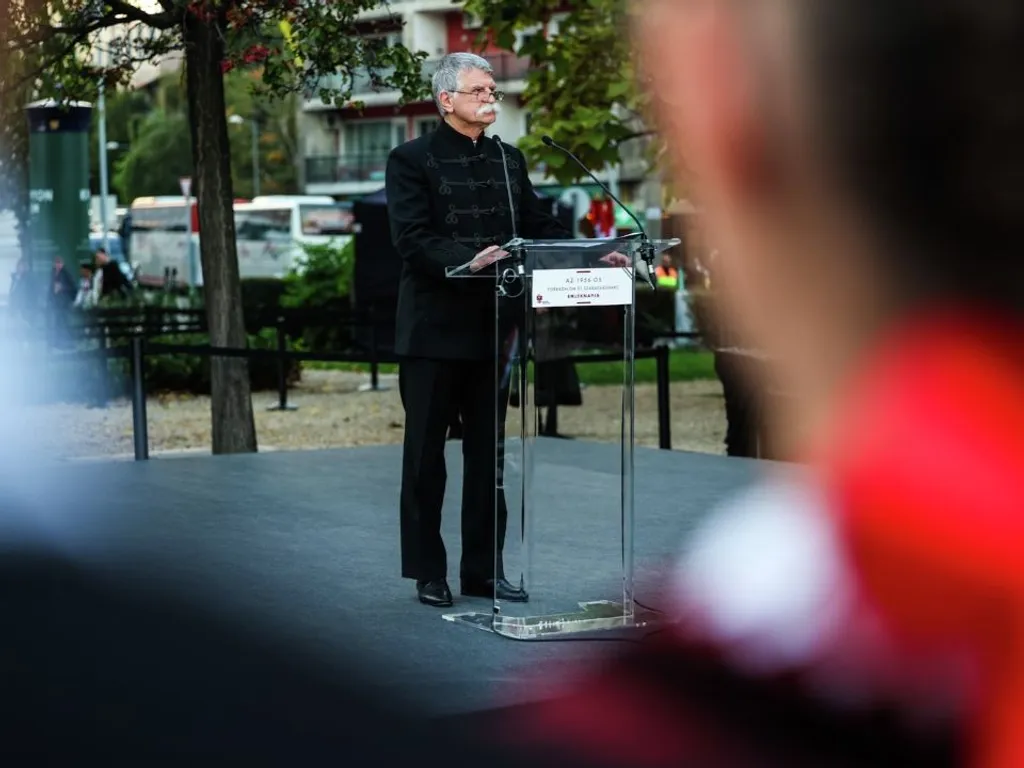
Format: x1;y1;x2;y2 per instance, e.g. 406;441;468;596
120;337;674;461
11;306;679;460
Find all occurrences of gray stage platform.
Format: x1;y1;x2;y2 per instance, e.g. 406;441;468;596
3;440;759;717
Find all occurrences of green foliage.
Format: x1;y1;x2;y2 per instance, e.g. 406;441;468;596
87;88;151;201
280;239;354;352
281;240;354;309
224;72;299;198
94;289;296;394
98;70;299;202
106;326;290;395
113;110;194;201
463;0;652;184
15;1;429;113
10;0;429;286
239;277;287;326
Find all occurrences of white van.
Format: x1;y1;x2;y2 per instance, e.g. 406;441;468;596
128;195;355;287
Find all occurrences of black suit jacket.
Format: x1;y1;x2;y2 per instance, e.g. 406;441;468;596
386;120;569;360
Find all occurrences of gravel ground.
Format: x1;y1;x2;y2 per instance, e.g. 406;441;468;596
26;370;727;460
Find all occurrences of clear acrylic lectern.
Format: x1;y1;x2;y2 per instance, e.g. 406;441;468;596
443;235;681;639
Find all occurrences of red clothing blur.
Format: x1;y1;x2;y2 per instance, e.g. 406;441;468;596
514;310;1024;768
589;198;615;238
822;310;1024;768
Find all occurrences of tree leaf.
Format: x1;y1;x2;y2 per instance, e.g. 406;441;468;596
467;0;659;183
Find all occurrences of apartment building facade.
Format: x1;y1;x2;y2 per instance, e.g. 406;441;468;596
297;0;661;223
300;2;541;199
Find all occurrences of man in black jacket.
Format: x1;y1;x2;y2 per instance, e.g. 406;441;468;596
386;52;568;608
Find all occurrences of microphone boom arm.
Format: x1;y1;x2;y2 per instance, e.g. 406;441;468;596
541;135;656;289
493;134;525;280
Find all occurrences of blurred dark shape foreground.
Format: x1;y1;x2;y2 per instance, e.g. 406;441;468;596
0;542;958;768
0;546;593;766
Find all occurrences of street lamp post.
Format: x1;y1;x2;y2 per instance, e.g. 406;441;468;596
228;112;260;196
250;112;260;197
97;52;111;254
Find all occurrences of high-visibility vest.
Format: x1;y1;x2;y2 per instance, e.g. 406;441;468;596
655;265;678;288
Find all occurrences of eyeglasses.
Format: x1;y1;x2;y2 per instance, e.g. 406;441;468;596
452;88;505;102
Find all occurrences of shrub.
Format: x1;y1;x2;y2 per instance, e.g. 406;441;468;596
90;289;299;395
108;326;297;395
240;278;288;329
280;240;355;352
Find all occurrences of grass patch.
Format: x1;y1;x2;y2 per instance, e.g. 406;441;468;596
304;349;716;386
580;350;716;386
304;360;401;375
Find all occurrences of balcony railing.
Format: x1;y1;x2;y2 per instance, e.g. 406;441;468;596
306;153;391;185
305;53;530;101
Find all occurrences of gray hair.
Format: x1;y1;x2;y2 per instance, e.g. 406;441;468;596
431;52;493;117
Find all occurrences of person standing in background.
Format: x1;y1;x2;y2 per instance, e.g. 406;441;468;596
93;248;131;301
696;248;764;458
47;257;76;348
653;253;679;289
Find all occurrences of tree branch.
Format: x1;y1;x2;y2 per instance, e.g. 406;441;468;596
8;14;107;52
615;129;657;145
107;0;178;30
11;1;179;48
1;20;100;92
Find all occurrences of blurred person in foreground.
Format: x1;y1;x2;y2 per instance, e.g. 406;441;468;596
510;1;1024;767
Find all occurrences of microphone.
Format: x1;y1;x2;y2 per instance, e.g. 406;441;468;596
541;134;656;288
492;135;519;242
492;134;525;280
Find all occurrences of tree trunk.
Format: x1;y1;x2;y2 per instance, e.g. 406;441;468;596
183;12;258;455
0;3;32;246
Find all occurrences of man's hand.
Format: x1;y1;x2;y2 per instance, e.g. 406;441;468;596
469;245;510;272
599;251;631;267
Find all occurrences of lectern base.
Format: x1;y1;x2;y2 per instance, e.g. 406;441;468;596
442;600;662;640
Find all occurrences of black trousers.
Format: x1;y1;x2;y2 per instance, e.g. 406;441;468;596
714;351;761;458
399;357;509;583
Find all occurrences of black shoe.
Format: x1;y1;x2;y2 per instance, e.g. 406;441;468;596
416;579;453;607
460;577;529;603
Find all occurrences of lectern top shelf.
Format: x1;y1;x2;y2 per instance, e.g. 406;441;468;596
444;236;681;278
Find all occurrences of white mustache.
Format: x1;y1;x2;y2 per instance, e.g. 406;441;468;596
476;103;500;116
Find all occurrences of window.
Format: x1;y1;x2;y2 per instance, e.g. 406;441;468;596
365;30;402;52
131;205;189;232
235;208;291;243
416;118;438;137
344;121;404;158
514;24;544;53
299;204;355;236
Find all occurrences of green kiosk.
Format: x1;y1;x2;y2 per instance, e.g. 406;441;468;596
25;100;93;274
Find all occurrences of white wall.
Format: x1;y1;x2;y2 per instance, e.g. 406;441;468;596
301;113;338;157
489;101;526;145
408;13;447;58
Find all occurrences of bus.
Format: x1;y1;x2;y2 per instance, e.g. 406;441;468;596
127;195;355;288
